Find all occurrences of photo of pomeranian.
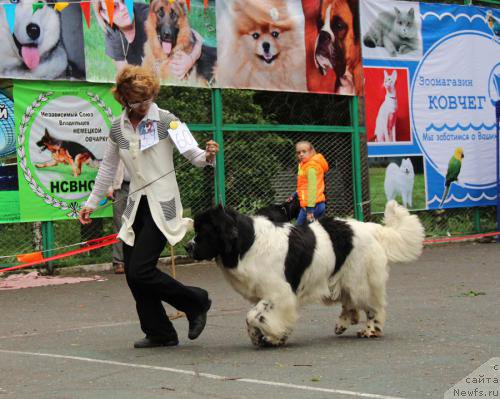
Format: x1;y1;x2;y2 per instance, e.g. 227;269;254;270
216;0;306;92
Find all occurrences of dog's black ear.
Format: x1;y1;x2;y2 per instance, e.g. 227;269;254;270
211;207;238;254
44;128;50;137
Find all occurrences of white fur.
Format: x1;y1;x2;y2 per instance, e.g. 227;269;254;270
374;70;398;142
218;201;424;346
0;0;67;79
384;158;415;208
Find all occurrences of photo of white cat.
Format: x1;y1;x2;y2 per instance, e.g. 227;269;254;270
375;70;398;142
384;158;414;208
360;0;422;60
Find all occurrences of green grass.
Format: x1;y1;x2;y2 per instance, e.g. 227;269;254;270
83;17;117;83
369;167;426;213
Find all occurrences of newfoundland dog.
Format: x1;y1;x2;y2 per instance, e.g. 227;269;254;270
186;200;424;347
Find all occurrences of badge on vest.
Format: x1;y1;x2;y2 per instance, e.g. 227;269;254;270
168;121;198;154
139;120;159;150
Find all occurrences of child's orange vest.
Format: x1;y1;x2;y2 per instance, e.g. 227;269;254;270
297;153;329;208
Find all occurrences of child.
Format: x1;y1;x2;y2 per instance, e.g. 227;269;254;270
295;141;329;225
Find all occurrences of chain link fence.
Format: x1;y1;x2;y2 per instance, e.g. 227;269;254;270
1;84;498;271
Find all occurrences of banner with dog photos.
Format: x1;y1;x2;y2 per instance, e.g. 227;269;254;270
0;0;363;95
13;80;121;222
361;0;500;212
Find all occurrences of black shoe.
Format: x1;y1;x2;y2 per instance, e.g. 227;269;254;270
133;337;179;348
187;299;211;340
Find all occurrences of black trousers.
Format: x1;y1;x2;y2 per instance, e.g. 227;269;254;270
123;196;210;341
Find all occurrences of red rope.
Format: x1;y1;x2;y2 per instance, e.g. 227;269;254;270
0;234;118;274
424;231;499;244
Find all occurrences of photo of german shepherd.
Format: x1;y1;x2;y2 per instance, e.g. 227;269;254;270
35;129;100;177
143;0;216;85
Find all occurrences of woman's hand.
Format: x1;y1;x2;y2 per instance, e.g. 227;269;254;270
205;140;219;163
78;206;95;225
306;212;315;223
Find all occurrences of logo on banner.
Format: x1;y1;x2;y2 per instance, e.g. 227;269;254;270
411;31;499;208
17;92;112;217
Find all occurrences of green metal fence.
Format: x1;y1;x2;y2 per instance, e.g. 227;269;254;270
2;0;500;270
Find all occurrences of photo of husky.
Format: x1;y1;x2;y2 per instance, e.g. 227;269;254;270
216;0;307;92
0;0;85;79
384;158;414;208
35;129;100;177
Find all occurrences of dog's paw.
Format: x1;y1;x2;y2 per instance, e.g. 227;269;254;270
335;324;347;335
357;327;382;338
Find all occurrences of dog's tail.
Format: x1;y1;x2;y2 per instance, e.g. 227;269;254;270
376;200;425;263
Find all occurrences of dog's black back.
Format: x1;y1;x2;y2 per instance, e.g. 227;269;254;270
255;195;301;223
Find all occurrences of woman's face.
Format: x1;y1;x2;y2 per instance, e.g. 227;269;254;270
100;0;132;29
126;97;153;119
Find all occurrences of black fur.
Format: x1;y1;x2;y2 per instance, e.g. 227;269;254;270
190;206;255;268
255;195;301;223
284;225;316;293
318;218;354;275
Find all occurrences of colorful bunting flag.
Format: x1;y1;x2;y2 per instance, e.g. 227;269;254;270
125;0;134;23
80;1;91;28
3;3;16;33
32;2;44;14
54;2;69;12
186;0;190;11
105;0;114;26
204;0;208;11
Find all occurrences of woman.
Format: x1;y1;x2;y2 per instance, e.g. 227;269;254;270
79;65;218;348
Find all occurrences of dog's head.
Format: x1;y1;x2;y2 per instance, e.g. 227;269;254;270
255;194;301;223
186;205;239;262
146;0;191;58
1;0;61;71
232;0;296;68
36;128;59;152
314;0;359;83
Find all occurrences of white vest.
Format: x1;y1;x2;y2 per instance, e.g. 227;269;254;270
110;109;192;246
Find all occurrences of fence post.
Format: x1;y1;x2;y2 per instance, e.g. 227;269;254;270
42;221;54;274
473;208;481;233
212;88;226;206
350;96;364;221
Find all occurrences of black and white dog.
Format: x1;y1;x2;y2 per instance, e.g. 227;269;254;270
186;200;424;347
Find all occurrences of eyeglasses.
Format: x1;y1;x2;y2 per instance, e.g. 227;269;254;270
127;99;153;109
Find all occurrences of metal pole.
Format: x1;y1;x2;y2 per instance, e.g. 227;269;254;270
350;96;364;221
212;88;225;206
42;221;54;274
496;99;499;242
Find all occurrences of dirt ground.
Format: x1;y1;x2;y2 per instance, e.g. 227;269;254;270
0;242;499;399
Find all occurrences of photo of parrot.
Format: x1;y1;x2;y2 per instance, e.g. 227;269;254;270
439;147;464;208
486;10;500;41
